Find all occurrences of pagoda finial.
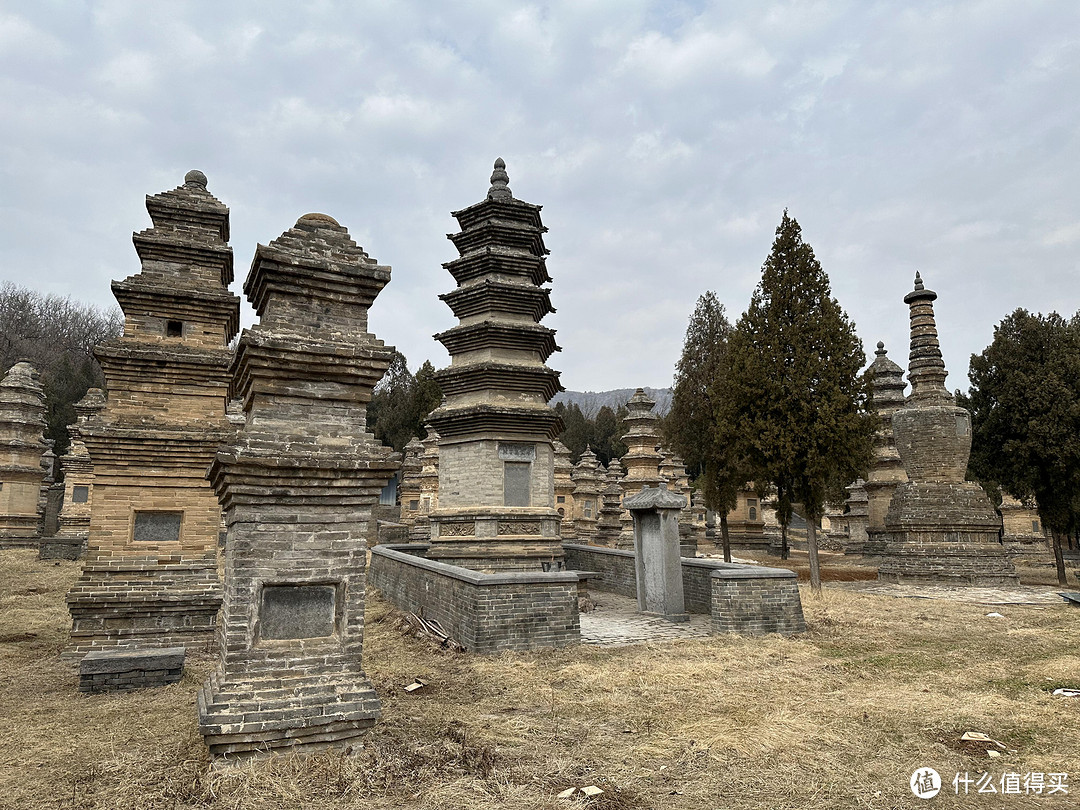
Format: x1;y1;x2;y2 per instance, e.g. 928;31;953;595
876;340;886;356
487;157;512;201
184;169;208;189
914;271;924;290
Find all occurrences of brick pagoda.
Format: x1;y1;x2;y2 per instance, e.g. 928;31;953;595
66;170;240;658
198;212;398;759
859;341;908;558
0;362;49;548
877;273;1018;585
45;388;106;559
426;159;564;571
618;388;663;548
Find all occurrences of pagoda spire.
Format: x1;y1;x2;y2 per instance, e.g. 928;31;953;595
903;272;950;403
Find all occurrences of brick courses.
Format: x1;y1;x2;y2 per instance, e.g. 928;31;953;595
197;212;398;760
65;171;239;659
369;543;580;652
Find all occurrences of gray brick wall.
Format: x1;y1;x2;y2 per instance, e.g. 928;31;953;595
370;544;580;653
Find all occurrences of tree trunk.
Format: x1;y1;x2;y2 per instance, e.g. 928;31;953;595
780;520;789;560
806;518;822;594
720;513;731;563
1052;530;1068;586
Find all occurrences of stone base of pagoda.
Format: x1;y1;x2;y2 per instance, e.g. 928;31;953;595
876;539;1019;585
39;532;87;560
198;669;381;761
0;532;42;550
427;508;564;572
876;482;1019;585
65;581;222;661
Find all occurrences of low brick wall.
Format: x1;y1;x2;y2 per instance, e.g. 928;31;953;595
562;543;637;599
369;544;581;653
79;646;185;693
710;568;806;636
563;543;805;636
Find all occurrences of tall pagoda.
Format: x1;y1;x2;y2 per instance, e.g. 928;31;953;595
877;273;1018;585
426;159;564;571
66;170;240;658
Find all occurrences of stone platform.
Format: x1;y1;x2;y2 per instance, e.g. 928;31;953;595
579;593;712;645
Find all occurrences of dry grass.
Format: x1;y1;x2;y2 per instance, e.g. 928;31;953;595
2;548;1079;810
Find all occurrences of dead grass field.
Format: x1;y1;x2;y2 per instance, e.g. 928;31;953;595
2;548;1079;810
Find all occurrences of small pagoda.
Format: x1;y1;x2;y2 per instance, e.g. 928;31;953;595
877;273;1018;585
0;362;49;547
199;212;398;759
426;159;564;571
859;341;908;558
571;447;602;541
66;170;239;658
47;388;106;558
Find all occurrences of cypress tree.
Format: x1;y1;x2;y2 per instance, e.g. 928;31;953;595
668;291;745;561
962;309;1080;584
721;211;875;590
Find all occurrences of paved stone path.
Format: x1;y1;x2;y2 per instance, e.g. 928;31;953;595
835;580;1067;606
579;592;712;646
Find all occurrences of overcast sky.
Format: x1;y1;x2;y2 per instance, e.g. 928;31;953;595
2;1;1078;394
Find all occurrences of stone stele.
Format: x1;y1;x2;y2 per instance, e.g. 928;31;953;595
198;213;399;760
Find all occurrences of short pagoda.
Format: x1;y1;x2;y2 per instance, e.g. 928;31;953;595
877;273;1018;585
66;170;240;658
426;159;563;571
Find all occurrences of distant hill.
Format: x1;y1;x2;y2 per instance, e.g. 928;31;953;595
552;387;672;418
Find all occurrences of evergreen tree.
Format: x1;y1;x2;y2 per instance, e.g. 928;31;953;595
721;211;875;590
667;291;744;561
962;309;1080;584
413;360;443;435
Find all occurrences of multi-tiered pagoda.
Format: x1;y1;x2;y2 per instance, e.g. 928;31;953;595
0;362;48;547
426;159;563;571
199;212;398;760
618;388;664;548
877;273;1018;585
66;170;239;658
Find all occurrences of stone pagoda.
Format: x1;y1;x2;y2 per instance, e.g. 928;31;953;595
0;362;49;548
877;273;1018;585
199;212;398;760
397;435;424;536
571;446;602;541
618;388;664;548
45;388;106;559
426;159;564;571
595;456;625;546
66;170;239;659
859;341;908;557
414;426;440;542
841;478;869;553
553;439;576;536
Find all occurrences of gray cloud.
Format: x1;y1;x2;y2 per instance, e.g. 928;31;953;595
1;1;1078;395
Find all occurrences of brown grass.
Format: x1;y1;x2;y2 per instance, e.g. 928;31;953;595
2;548;1078;810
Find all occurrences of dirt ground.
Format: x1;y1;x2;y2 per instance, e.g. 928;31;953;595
2;548;1079;810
